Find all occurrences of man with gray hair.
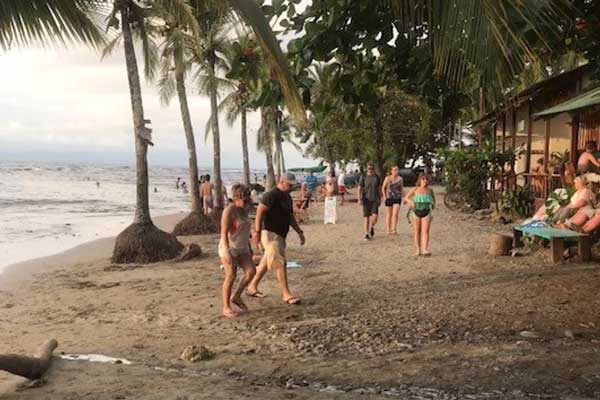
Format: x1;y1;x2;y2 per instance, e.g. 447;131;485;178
248;172;305;304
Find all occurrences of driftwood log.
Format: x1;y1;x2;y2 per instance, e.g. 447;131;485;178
488;233;513;256
0;339;58;380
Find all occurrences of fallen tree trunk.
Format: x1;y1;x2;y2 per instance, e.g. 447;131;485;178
0;339;58;380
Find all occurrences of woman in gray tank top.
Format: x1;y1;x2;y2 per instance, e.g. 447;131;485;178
219;184;256;318
381;165;404;234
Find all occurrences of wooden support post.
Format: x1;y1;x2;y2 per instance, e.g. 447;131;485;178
544;118;551;172
526;102;533;173
550;237;564;264
0;339;58;380
502;112;507;152
571;112;580;165
578;235;591;262
544;118;551;199
492;121;497;151
511;107;517;150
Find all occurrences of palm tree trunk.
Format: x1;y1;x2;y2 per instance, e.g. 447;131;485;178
121;2;151;225
280;145;286;173
261;108;276;190
241;108;250;186
275;147;282;178
374;102;385;177
208;55;223;210
175;69;202;214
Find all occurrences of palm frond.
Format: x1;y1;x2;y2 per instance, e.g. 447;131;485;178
391;0;569;90
0;0;106;50
228;0;307;127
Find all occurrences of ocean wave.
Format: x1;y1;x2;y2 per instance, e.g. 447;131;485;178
0;198;107;208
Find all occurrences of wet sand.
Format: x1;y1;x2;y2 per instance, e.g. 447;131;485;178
1;191;600;399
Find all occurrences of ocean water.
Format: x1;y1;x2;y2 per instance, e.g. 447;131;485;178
0;161;255;272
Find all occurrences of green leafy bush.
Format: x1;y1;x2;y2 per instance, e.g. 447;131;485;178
498;185;535;219
439;142;516;209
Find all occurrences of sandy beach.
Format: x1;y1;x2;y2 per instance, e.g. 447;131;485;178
1;190;600;399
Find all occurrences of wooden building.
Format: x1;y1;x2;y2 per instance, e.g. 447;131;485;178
473;64;600;198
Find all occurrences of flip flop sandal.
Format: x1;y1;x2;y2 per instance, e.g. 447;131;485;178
231;298;248;311
246;290;266;298
223;309;237;319
283;297;301;305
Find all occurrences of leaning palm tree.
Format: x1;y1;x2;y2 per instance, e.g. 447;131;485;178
155;3;216;236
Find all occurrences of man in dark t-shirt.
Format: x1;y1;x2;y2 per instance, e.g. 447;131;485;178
358;162;382;240
248;173;305;305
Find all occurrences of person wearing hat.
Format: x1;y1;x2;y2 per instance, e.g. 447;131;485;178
248;172;305;305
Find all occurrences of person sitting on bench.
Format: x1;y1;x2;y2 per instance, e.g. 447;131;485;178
577;140;600;174
532;176;595;223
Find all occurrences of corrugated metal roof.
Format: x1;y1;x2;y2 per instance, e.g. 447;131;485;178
534;86;600;118
470;64;591;126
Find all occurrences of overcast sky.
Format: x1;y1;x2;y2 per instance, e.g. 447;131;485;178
0;45;313;169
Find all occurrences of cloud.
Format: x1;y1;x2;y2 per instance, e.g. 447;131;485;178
0;45;314;169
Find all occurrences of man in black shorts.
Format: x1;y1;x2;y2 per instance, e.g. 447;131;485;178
357;162;382;240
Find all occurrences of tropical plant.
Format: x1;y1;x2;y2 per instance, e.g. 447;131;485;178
498;186;536;219
440;143;515;209
155;1;216;235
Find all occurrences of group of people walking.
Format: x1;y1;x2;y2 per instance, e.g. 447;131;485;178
358;162;436;256
216;162;436;318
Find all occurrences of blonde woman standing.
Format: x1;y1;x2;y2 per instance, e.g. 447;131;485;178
404;174;436;256
219;184;255;318
381;166;404;234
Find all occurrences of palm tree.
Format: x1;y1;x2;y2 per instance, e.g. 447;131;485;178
216;32;263;186
189;1;231;213
106;0;189;263
155;3;216;235
107;0;305;260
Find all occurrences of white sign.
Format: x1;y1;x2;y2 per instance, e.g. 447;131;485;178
324;196;337;224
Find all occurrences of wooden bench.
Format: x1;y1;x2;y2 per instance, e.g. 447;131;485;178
513;226;592;263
